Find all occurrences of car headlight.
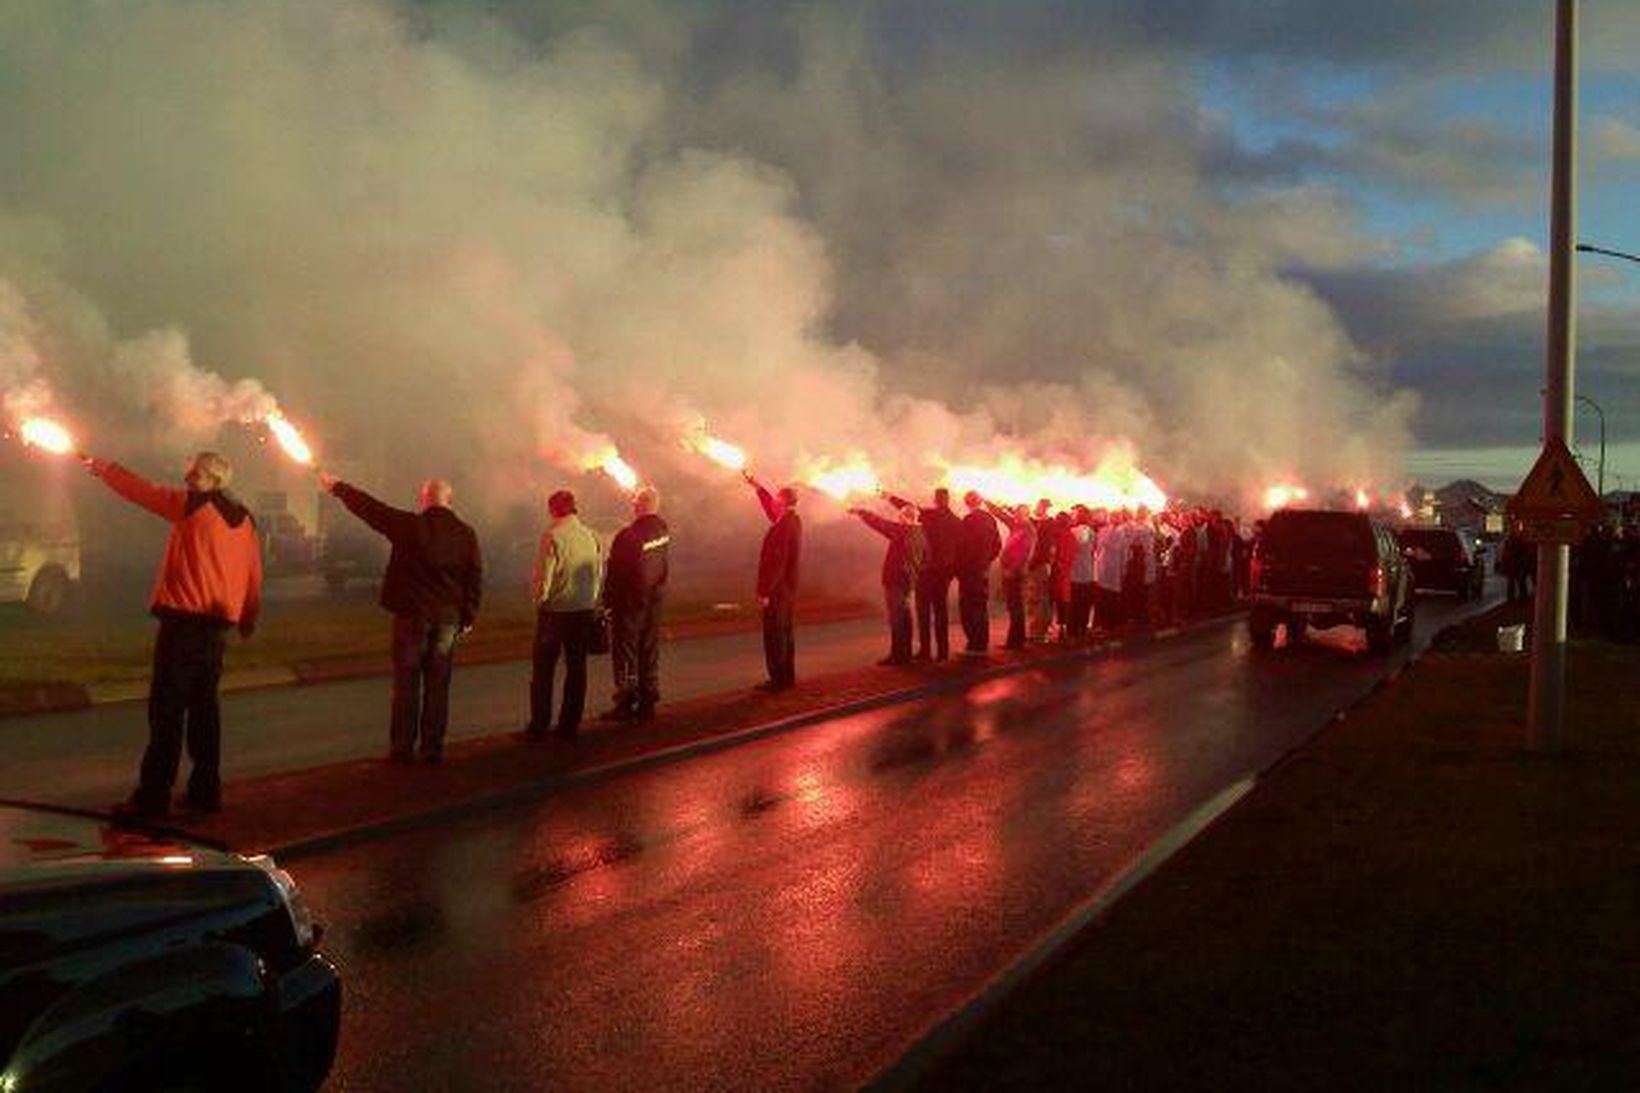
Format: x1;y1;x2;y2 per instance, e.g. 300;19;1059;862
249;853;318;949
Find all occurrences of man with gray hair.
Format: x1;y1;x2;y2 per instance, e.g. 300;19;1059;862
601;486;670;723
319;471;482;762
83;449;263;818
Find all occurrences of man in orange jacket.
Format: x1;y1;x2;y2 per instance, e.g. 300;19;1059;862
85;450;263;819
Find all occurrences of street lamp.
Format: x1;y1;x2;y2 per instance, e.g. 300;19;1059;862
1574;393;1605;497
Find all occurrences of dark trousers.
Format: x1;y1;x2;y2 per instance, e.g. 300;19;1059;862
1094;585;1124;630
1001;571;1027;648
1068;582;1096;639
531;609;593;734
958;567;990;652
611;594;663;713
762;596;796;686
391;615;459;759
139;614;229;809
916;571;953;657
884;583;913;661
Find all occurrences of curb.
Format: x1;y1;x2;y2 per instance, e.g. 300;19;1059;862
865;592;1503;1089
868;776;1257;1092
265;612;1247;860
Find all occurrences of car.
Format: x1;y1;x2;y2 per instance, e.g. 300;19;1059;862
1396;525;1485;600
0;455;81;617
0;801;339;1092
1248;508;1414;654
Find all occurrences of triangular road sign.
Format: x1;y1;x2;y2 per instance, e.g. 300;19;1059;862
1506;438;1606;522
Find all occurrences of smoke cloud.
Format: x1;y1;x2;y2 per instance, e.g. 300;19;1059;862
0;0;1416;544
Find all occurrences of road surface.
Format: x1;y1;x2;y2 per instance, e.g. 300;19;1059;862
293;590;1496;1090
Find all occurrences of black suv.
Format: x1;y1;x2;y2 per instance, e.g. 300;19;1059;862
1249;509;1414;654
1396;525;1485;600
1;802;339;1092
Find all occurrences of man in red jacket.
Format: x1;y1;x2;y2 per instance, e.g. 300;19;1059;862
84;450;263;819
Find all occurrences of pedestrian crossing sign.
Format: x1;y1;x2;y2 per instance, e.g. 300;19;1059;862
1506;439;1605;541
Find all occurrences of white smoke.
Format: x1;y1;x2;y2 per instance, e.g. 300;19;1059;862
0;0;1417;532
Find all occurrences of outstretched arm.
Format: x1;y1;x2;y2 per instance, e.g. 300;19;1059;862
327;480;405;539
85;459;188;522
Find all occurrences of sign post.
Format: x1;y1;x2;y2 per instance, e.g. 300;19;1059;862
1522;0;1580;753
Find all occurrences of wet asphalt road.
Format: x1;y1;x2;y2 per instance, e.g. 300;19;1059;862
297;592;1496;1091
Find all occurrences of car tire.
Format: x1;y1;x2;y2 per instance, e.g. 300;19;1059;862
1248;610;1277;651
25;566;72;617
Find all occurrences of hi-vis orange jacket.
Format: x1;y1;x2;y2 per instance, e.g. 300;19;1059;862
98;463;263;629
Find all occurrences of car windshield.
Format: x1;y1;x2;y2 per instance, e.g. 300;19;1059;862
1261;512;1375;561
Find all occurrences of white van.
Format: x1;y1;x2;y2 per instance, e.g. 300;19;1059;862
0;451;80;615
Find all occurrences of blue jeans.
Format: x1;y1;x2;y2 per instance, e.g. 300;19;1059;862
391;615;459;758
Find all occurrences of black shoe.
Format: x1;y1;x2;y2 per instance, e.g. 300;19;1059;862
634;705;657;723
112;797;169;822
181;796;222;814
599;706;637;723
517;729;549;743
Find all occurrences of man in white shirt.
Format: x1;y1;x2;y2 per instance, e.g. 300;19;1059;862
525;489;603;739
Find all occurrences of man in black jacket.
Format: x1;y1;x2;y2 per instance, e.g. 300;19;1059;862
601;486;670;722
744;471;802;690
886;487;963;661
957;490;1002;654
319;472;482;762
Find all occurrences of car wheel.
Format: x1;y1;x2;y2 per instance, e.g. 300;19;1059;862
1365;616;1394;654
1248;610;1277;651
25;566;72;617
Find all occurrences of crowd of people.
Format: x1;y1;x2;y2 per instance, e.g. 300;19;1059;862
83;445;1260;819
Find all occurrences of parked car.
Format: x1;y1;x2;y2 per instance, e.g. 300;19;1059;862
1396;525;1485;600
0;801;339;1092
0;458;80;617
1248;508;1414;654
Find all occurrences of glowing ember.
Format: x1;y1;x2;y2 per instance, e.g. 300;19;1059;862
264;412;315;465
596;450;641;492
1263;484;1310;510
942;453;1168;512
804;456;881;501
19;416;75;455
687;429;748;472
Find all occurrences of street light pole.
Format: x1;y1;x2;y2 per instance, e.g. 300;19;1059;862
1528;0;1577;753
1575;393;1605;497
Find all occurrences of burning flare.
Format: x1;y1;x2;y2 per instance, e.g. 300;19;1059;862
941;452;1167;512
264;412;315;466
804;456;881;501
687;427;748;473
588;448;640;492
1263;483;1310;510
18;416;76;456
